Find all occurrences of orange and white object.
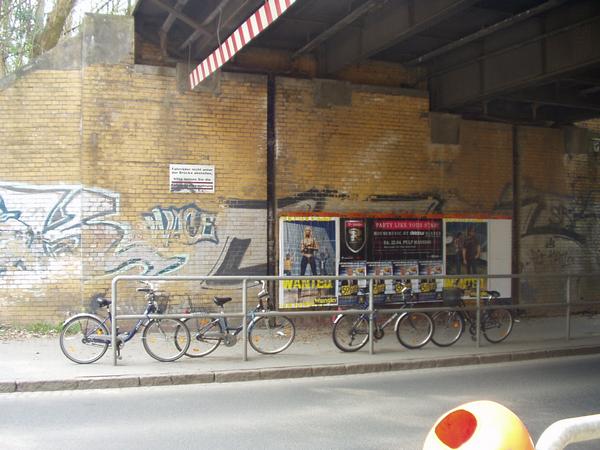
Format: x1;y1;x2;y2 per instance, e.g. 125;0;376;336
189;0;297;89
423;400;535;449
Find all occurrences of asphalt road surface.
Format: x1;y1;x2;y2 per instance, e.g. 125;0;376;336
2;354;600;449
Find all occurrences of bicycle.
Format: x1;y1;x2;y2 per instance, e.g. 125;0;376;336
178;280;295;357
59;283;191;364
430;287;514;346
331;287;434;352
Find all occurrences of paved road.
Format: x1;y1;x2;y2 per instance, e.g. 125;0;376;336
2;354;600;449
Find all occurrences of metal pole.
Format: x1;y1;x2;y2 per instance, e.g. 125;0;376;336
111;277;118;366
242;278;248;362
369;279;374;355
566;275;571;341
536;413;600;450
475;278;481;348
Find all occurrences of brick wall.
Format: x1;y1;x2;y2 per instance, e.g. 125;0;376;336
275;77;514;215
516;126;600;306
0;56;268;324
0;70;83;323
1;16;599;325
275;77;600;306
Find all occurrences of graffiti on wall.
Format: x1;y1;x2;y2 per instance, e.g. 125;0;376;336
142;204;217;245
3;180;597;293
0;183;187;277
236;188;445;213
496;184;600;272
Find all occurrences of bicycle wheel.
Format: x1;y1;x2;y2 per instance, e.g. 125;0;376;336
249;315;295;355
395;312;434;349
482;308;513;343
431;311;464;347
332;314;369;352
60;315;109;364
179;316;223;357
142;318;190;362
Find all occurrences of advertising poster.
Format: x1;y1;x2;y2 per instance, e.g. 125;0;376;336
279;217;338;308
418;261;444;301
340;218;368;261
392;261;419;303
337;261;367;306
370;219;443;261
366;261;394;304
444;220;488;292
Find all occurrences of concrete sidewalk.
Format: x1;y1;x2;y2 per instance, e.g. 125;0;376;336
2;314;600;393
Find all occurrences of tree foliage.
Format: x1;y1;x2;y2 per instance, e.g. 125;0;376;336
0;0;133;77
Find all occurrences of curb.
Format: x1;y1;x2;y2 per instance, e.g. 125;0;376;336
2;345;600;394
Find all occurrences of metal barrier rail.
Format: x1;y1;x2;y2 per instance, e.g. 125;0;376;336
536;414;600;449
110;273;600;366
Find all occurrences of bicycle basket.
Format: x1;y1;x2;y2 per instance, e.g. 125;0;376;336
442;288;463;306
155;294;170;314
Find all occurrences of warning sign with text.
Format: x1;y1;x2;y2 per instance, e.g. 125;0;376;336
170;164;215;193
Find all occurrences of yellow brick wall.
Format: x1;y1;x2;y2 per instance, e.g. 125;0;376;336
275;77;513;215
1;59;599;324
0;70;83;323
78;67;268;317
275;77;599;306
0;64;268;324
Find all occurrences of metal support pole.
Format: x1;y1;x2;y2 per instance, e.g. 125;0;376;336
566;275;571;341
368;279;374;355
242;278;248;362
111;277;118;366
475;279;481;348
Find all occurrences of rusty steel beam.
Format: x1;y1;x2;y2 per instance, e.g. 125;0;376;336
292;0;382;59
147;0;210;38
407;0;569;66
161;0;189;33
430;7;600;111
321;0;479;75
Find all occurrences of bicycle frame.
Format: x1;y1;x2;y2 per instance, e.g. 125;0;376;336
203;303;266;338
194;280;273;338
77;299;157;347
332;299;410;337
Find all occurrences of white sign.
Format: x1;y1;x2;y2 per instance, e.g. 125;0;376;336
170;164;215;193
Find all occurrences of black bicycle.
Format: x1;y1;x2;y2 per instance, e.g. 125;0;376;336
179;280;295;356
59;283;191;364
430;288;514;346
332;287;434;352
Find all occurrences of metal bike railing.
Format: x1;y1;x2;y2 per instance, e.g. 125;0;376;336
536;413;600;449
110;272;600;366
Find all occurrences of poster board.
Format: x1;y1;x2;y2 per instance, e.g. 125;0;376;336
443;218;512;298
279;217;339;308
279;215;512;308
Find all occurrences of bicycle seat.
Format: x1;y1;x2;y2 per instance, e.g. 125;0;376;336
95;297;111;308
213;296;232;307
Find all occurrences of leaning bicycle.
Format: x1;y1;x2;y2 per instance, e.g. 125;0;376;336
431;288;514;346
179;280;295;357
60;283;191;364
332;288;434;352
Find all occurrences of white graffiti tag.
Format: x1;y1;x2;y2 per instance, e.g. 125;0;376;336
0;183;187;277
143;204;218;245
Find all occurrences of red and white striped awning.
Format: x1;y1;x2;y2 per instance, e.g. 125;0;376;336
189;0;297;89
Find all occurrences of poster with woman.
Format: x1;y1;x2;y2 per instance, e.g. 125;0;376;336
279;217;338;308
